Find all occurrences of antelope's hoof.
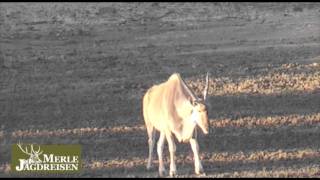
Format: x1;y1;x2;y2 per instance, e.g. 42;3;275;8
196;171;206;176
169;170;177;177
158;168;167;177
195;168;205;176
199;172;206;176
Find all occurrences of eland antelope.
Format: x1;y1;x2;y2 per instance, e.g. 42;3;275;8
142;73;210;177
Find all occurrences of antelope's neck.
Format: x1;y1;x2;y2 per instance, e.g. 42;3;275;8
173;117;196;143
172;92;196;142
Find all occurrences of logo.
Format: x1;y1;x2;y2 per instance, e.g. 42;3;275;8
11;142;81;173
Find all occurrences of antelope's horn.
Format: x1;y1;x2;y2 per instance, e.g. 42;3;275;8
203;72;209;100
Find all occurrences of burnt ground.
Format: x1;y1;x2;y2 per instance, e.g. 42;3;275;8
0;3;320;177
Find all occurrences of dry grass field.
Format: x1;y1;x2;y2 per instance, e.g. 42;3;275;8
0;2;320;177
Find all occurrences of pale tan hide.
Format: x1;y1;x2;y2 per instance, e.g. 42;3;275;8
142;73;209;177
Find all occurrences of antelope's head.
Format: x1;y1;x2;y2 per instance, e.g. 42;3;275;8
190;72;210;134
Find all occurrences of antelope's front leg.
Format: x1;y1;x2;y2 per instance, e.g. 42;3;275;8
189;138;204;175
157;132;167;177
165;132;177;177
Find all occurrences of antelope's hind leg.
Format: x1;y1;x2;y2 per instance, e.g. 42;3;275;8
147;127;156;170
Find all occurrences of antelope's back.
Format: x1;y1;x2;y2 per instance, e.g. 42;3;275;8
143;74;188;132
143;81;173;131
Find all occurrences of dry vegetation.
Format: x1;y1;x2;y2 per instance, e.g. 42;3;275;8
0;2;320;178
187;62;320;96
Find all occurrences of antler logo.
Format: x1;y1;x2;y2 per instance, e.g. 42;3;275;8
12;143;81;173
15;142;43;171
